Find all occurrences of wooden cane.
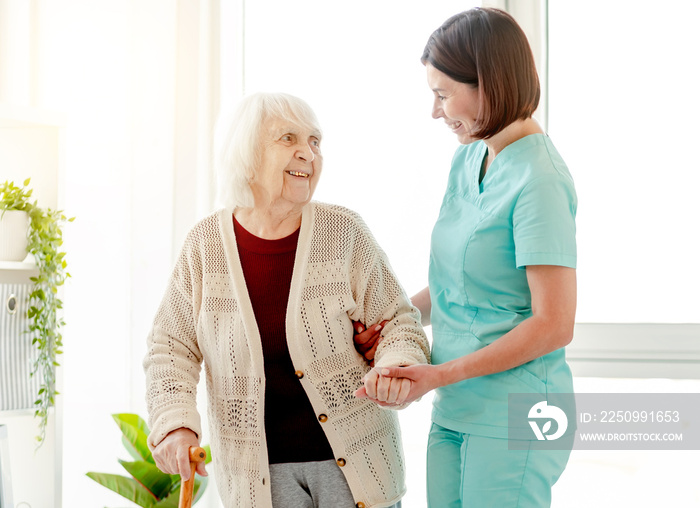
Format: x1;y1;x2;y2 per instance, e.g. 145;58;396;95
178;446;207;508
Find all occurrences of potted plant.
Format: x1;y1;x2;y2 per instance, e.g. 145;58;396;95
0;178;73;445
0;182;30;261
87;414;212;507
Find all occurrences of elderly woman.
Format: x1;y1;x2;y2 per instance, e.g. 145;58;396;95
143;92;429;508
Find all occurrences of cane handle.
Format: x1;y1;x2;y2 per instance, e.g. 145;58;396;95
178;446;207;508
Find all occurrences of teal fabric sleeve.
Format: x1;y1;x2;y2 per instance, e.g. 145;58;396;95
513;175;577;269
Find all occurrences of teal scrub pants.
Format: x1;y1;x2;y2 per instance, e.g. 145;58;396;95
426;423;570;508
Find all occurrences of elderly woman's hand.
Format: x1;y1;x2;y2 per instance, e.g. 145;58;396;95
151;427;207;481
358;364;442;406
353;320;389;363
355;366;413;406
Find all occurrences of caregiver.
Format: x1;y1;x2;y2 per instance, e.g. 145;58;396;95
356;7;577;507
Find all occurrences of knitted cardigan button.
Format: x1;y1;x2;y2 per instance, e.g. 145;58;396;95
336;458;346;467
318;414;328;423
356;503;366;508
294;370;304;379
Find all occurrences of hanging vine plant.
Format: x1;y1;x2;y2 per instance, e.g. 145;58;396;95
0;178;73;446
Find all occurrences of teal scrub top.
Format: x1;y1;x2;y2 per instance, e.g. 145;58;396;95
429;134;577;439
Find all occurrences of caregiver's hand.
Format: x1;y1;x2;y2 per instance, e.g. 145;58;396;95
151;427;208;481
355;366;413;406
353;320;389;363
357;364;442;406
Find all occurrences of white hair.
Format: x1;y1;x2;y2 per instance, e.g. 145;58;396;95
214;92;322;209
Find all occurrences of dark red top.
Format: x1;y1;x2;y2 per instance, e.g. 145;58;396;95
233;215;334;464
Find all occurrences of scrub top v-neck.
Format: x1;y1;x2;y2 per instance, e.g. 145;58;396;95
428;133;577;439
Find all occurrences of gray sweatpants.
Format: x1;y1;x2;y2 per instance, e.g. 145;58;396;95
269;459;402;508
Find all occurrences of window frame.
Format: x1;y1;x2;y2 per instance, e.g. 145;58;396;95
568;324;700;379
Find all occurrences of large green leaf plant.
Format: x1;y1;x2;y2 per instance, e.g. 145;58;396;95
87;414;212;507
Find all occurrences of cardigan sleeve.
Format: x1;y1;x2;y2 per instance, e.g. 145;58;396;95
143;230;204;449
348;214;430;370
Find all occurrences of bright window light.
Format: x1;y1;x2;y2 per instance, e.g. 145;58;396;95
548;0;700;323
242;0;479;296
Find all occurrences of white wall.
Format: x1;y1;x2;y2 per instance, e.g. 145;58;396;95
0;413;57;508
0;112;63;508
31;1;181;505
0;1;218;505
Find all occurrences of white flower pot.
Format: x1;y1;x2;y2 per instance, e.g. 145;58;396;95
0;210;29;261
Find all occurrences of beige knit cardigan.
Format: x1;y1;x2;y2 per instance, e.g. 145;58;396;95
144;202;430;508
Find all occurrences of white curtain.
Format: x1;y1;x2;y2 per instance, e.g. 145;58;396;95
0;1;225;505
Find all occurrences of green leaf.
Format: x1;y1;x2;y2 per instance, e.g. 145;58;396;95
193;476;209;502
118;460;173;500
152;488;181;508
85;472;157;508
202;445;213;465
113;413;154;463
149;478;206;508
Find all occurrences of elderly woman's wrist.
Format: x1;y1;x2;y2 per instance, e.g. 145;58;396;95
374;355;412;370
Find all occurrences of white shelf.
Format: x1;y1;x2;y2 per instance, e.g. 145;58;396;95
0;261;38;284
0;260;37;271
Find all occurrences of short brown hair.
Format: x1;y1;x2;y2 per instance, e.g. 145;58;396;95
422;8;540;139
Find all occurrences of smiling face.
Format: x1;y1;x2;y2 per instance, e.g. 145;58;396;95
251;116;323;211
426;63;481;144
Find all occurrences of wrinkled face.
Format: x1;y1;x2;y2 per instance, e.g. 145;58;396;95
252;117;323;209
426;63;481;144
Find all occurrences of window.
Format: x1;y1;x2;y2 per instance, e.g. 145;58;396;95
547;1;700;379
547;0;700;324
238;0;479;296
546;4;700;506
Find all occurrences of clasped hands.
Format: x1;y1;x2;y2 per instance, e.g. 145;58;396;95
352;320;436;407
